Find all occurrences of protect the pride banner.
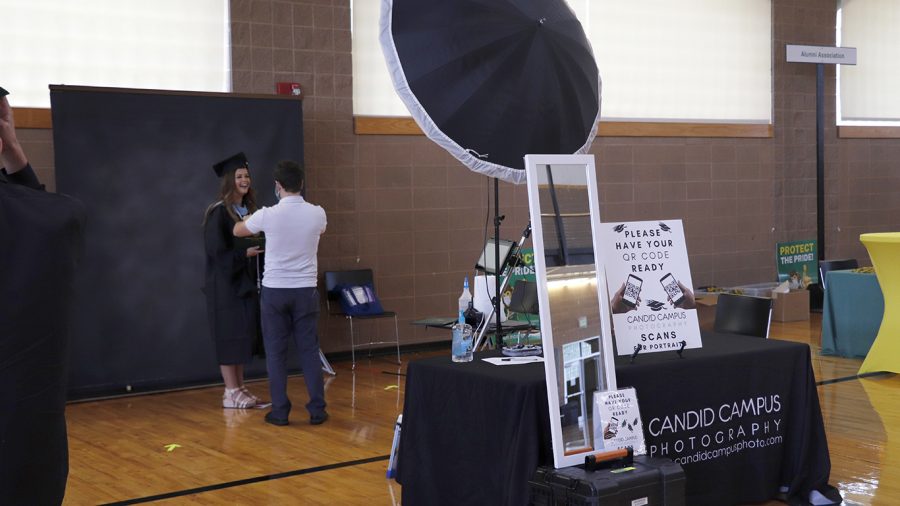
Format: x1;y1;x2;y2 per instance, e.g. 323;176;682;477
776;239;817;288
599;220;702;355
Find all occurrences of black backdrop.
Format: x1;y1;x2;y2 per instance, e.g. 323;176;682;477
50;86;304;399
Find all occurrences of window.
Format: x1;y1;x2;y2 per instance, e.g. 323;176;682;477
352;0;772;125
5;0;230;109
838;0;900;126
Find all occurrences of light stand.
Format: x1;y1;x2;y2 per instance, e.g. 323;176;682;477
472;221;532;351
493;178;502;345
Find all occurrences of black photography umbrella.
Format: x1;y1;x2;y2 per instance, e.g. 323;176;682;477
379;0;601;184
380;0;601;345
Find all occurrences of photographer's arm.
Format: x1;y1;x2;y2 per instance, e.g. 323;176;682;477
0;95;41;189
233;220;253;238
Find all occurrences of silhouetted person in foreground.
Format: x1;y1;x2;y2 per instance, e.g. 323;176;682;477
0;90;85;504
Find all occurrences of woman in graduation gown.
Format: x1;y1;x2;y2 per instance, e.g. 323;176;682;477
203;152;264;409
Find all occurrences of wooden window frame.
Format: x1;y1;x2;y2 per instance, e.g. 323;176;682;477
12;108;53;129
354;116;773;138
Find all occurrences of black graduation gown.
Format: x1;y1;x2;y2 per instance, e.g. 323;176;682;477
0;166;85;505
202;203;260;364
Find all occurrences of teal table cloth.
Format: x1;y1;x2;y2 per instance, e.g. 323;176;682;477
820;270;883;358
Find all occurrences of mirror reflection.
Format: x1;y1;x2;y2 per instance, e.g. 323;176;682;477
535;163;610;455
537;164;594;267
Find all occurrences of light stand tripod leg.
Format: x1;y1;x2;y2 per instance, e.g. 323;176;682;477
473;272;514;351
472;221;532;351
473;283;498;350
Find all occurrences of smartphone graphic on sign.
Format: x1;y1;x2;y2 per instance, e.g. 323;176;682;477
660;273;685;306
604;416;619;439
622;274;642;308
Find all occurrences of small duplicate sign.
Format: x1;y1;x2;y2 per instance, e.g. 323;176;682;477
592;388;646;455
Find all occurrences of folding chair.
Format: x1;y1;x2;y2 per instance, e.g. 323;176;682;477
819;258;859;290
714;293;773;338
324;269;401;369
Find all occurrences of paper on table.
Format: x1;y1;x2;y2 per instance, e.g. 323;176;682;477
482;356;544;366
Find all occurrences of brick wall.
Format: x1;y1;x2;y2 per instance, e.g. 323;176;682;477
16;0;900;351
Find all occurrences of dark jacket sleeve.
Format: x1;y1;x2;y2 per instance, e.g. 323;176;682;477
3;163;43;190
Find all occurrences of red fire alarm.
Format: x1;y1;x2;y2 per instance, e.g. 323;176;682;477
275;82;303;97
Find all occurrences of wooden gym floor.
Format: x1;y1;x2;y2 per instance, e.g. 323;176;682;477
62;316;898;505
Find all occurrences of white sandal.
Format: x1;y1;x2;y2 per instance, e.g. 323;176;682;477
240;386;261;403
223;387;257;409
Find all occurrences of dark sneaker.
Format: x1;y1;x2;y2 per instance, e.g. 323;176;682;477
310;412;329;425
265;412;289;426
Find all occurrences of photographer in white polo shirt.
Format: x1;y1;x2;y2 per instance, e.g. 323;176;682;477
233;160;328;426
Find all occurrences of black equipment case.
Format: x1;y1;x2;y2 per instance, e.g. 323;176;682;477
528;456;685;506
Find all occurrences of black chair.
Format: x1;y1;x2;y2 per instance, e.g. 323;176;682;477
324;269;400;369
819;258;859;290
508;279;539;315
714;293;773;338
505;280;540;346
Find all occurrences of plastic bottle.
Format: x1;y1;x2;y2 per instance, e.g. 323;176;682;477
458;276;472;319
452;277;474;362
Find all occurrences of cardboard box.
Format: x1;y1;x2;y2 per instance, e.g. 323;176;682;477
772;289;809;322
728;282;780;298
694;293;719;331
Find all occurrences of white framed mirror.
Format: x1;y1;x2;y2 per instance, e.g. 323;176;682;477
524;154;617;469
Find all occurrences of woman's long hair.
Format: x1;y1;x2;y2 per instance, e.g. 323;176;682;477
203;168;259;225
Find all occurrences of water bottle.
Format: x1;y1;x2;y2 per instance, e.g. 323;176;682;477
458;276;472;318
452;277;474;362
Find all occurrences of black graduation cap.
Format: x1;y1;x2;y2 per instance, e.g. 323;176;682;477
0;86;9;97
212;152;248;177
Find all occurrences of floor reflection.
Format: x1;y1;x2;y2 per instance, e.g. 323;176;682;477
856;375;900;504
222;407;252;429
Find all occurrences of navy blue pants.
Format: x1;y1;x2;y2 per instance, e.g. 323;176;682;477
260;286;325;420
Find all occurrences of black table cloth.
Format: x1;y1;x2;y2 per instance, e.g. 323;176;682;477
397;332;831;506
397;349;552;506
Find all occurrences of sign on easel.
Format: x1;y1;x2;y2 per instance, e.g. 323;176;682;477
599;220;702;355
592;388;646;455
